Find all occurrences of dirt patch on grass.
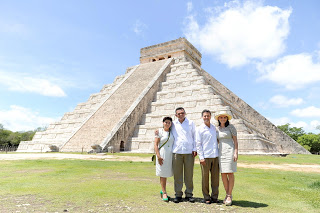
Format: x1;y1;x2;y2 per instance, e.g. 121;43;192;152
0;194;236;212
0;194;52;213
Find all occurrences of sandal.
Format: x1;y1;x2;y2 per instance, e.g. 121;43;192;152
223;195;227;204
225;194;232;206
162;192;169;202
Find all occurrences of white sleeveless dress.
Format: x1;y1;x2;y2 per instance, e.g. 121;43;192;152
155;128;174;177
217;124;237;173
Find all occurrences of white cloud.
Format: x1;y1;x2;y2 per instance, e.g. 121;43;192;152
290;121;308;129
0;71;66;97
269;95;303;108
310;120;320;130
184;0;291;67
291;106;320;117
267;116;320;133
0;105;57;131
258;52;320;90
133;20;147;36
267;116;291;126
187;2;193;12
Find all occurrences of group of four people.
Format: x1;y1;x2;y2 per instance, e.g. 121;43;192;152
154;107;238;206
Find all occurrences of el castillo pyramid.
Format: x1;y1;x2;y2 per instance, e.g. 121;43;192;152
17;38;309;154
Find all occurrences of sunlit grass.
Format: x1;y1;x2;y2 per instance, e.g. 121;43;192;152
0;156;319;212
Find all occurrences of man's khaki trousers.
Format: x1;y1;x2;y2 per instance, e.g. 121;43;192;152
200;157;219;200
172;153;194;198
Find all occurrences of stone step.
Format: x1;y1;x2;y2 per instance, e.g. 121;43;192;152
166;69;200;80
157;84;213;96
100;83;113;92
70;108;93;114
167;67;198;75
60;111;91;120
130;140;153;152
99;74;127;93
170;61;195;70
156;86;215;101
61;60;170;152
74;101;101;110
36;133;71;140
164;75;205;85
151;94;224;107
160;79;207;91
49;119;83;126
88;93;109;102
29;138;66;144
40;128;74;135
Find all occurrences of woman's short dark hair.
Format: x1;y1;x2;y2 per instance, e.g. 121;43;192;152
218;120;229;127
163;117;173;122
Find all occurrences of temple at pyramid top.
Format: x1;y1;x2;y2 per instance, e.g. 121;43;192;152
140;37;202;66
17;37;309;155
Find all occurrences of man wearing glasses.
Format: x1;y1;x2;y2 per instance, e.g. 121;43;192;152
171;107;197;203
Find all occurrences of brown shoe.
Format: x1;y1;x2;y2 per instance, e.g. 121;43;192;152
204;199;211;204
211;198;219;203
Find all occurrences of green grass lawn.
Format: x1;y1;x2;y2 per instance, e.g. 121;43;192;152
0;154;319;212
239;154;320;165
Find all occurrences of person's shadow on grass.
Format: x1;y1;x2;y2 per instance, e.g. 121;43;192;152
168;197;268;208
176;197;268;208
232;200;268;208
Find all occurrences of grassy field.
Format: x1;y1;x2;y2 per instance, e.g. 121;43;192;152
0;154;319;212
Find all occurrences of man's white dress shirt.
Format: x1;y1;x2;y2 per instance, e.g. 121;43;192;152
172;118;196;154
196;123;218;160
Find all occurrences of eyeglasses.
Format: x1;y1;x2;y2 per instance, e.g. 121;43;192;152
176;112;185;116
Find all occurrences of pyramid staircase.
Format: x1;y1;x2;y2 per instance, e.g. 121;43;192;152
128;58;279;154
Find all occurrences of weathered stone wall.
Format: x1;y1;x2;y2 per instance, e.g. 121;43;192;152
140;38;202;66
199;69;310;154
100;58;174;152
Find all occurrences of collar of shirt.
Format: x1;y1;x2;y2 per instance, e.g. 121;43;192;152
196;123;218;160
172;118;196;154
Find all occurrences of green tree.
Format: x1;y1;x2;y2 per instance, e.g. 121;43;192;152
7;131;21;146
0;124;38;146
297;133;320;153
0;129;11;146
277;123;305;141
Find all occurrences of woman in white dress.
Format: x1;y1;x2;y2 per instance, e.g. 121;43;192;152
154;117;174;202
215;110;238;206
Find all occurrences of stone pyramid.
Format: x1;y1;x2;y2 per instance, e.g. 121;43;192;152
17;38;309;154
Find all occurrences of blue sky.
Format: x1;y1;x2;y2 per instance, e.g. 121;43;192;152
0;0;319;133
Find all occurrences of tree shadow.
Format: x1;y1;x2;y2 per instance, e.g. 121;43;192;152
232;200;268;208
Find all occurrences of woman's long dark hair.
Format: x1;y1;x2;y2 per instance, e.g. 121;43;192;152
218;120;229;127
